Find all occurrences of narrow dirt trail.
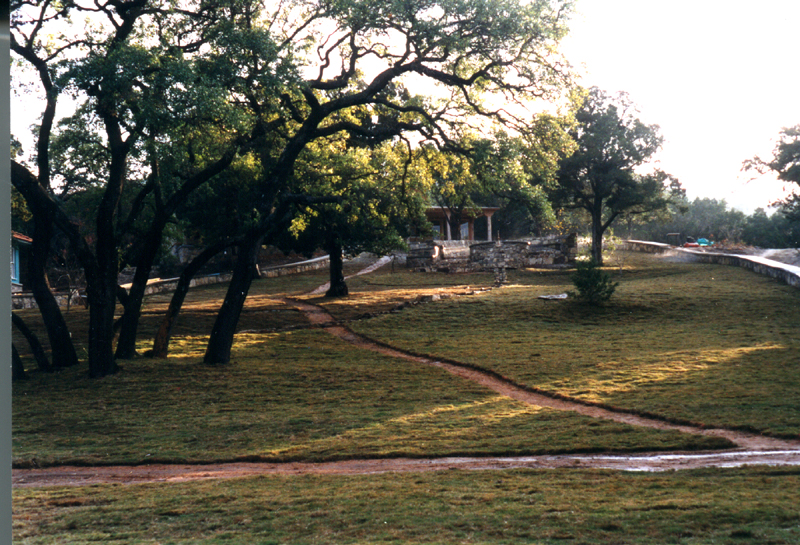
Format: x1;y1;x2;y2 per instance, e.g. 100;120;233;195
13;450;800;488
13;259;800;489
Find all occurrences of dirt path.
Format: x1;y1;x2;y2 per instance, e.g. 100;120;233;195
13;450;800;488
14;260;800;488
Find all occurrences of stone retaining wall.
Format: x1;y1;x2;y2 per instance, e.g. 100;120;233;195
408;234;577;273
12;256;332;309
620;240;800;289
12;292;84;310
258;255;330;278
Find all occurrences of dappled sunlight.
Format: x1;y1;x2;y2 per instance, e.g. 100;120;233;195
551;344;787;403
271;397;545;458
229;333;281;356
389;396;543;426
299;284;492;322
143;335;209;361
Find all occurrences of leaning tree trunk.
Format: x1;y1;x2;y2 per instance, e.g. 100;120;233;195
203;232;262;365
115;224;165;359
26;219;79;368
151;238;239;358
325;235;348;298
12;345;27;381
86;161;125;378
12;312;51;372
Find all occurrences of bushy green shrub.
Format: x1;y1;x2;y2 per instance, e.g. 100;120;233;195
569;259;618;304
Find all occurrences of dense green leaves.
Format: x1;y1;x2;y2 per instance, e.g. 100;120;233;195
552;87;679;263
569;258;618;305
13;0;580;370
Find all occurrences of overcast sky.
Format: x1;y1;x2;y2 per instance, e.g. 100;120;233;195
561;0;800;214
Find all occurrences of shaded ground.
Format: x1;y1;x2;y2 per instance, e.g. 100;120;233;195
13;256;800;488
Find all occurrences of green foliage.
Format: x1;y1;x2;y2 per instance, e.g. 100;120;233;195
742;207;800;248
275;138;430;257
469;125;575;236
745;125;800;222
552;87;679;262
627;197;780;246
568;258;618;304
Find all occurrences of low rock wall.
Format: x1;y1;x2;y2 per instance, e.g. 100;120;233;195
13;256;332;310
12;292;84;310
620;240;800;289
408;234;577;272
258;256;330;278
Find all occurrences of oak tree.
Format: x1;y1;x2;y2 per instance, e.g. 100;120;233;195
551;87;677;264
202;0;577;363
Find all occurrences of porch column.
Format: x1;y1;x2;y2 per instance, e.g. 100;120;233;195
485;211;495;241
445;210;452;240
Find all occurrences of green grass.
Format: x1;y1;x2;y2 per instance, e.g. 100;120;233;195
13;467;800;544
12;250;800;543
353;252;800;437
12;326;727;468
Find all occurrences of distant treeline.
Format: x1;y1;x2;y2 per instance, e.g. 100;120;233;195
623;198;800;249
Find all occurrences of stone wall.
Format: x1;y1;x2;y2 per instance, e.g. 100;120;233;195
407;240;472;272
12;291;85;310
619;240;800;289
12;256;332;310
407;234;577;273
258;255;330;278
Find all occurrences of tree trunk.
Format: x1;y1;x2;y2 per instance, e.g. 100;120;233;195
325;235;348;297
26;219;79;368
86;274;119;378
203;233;262;365
12;345;27;381
12;312;51;372
115;225;164;359
151;238;238;358
591;204;605;266
116;147;241;359
448;214;462;241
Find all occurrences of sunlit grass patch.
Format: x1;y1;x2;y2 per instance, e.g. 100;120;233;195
13;325;728;468
13;467;800;544
354;251;800;436
12;250;798;468
304;270;496;322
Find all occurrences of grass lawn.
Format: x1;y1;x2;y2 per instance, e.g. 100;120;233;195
352;252;800;437
12;249;800;543
12;326;728;468
13;467;800;544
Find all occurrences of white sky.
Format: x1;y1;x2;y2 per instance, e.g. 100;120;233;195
561;0;800;214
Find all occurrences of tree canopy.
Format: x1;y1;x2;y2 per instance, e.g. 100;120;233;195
551;87;679;264
12;0;579;373
745;125;800;222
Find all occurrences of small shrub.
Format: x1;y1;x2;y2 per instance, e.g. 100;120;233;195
569;259;618;305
